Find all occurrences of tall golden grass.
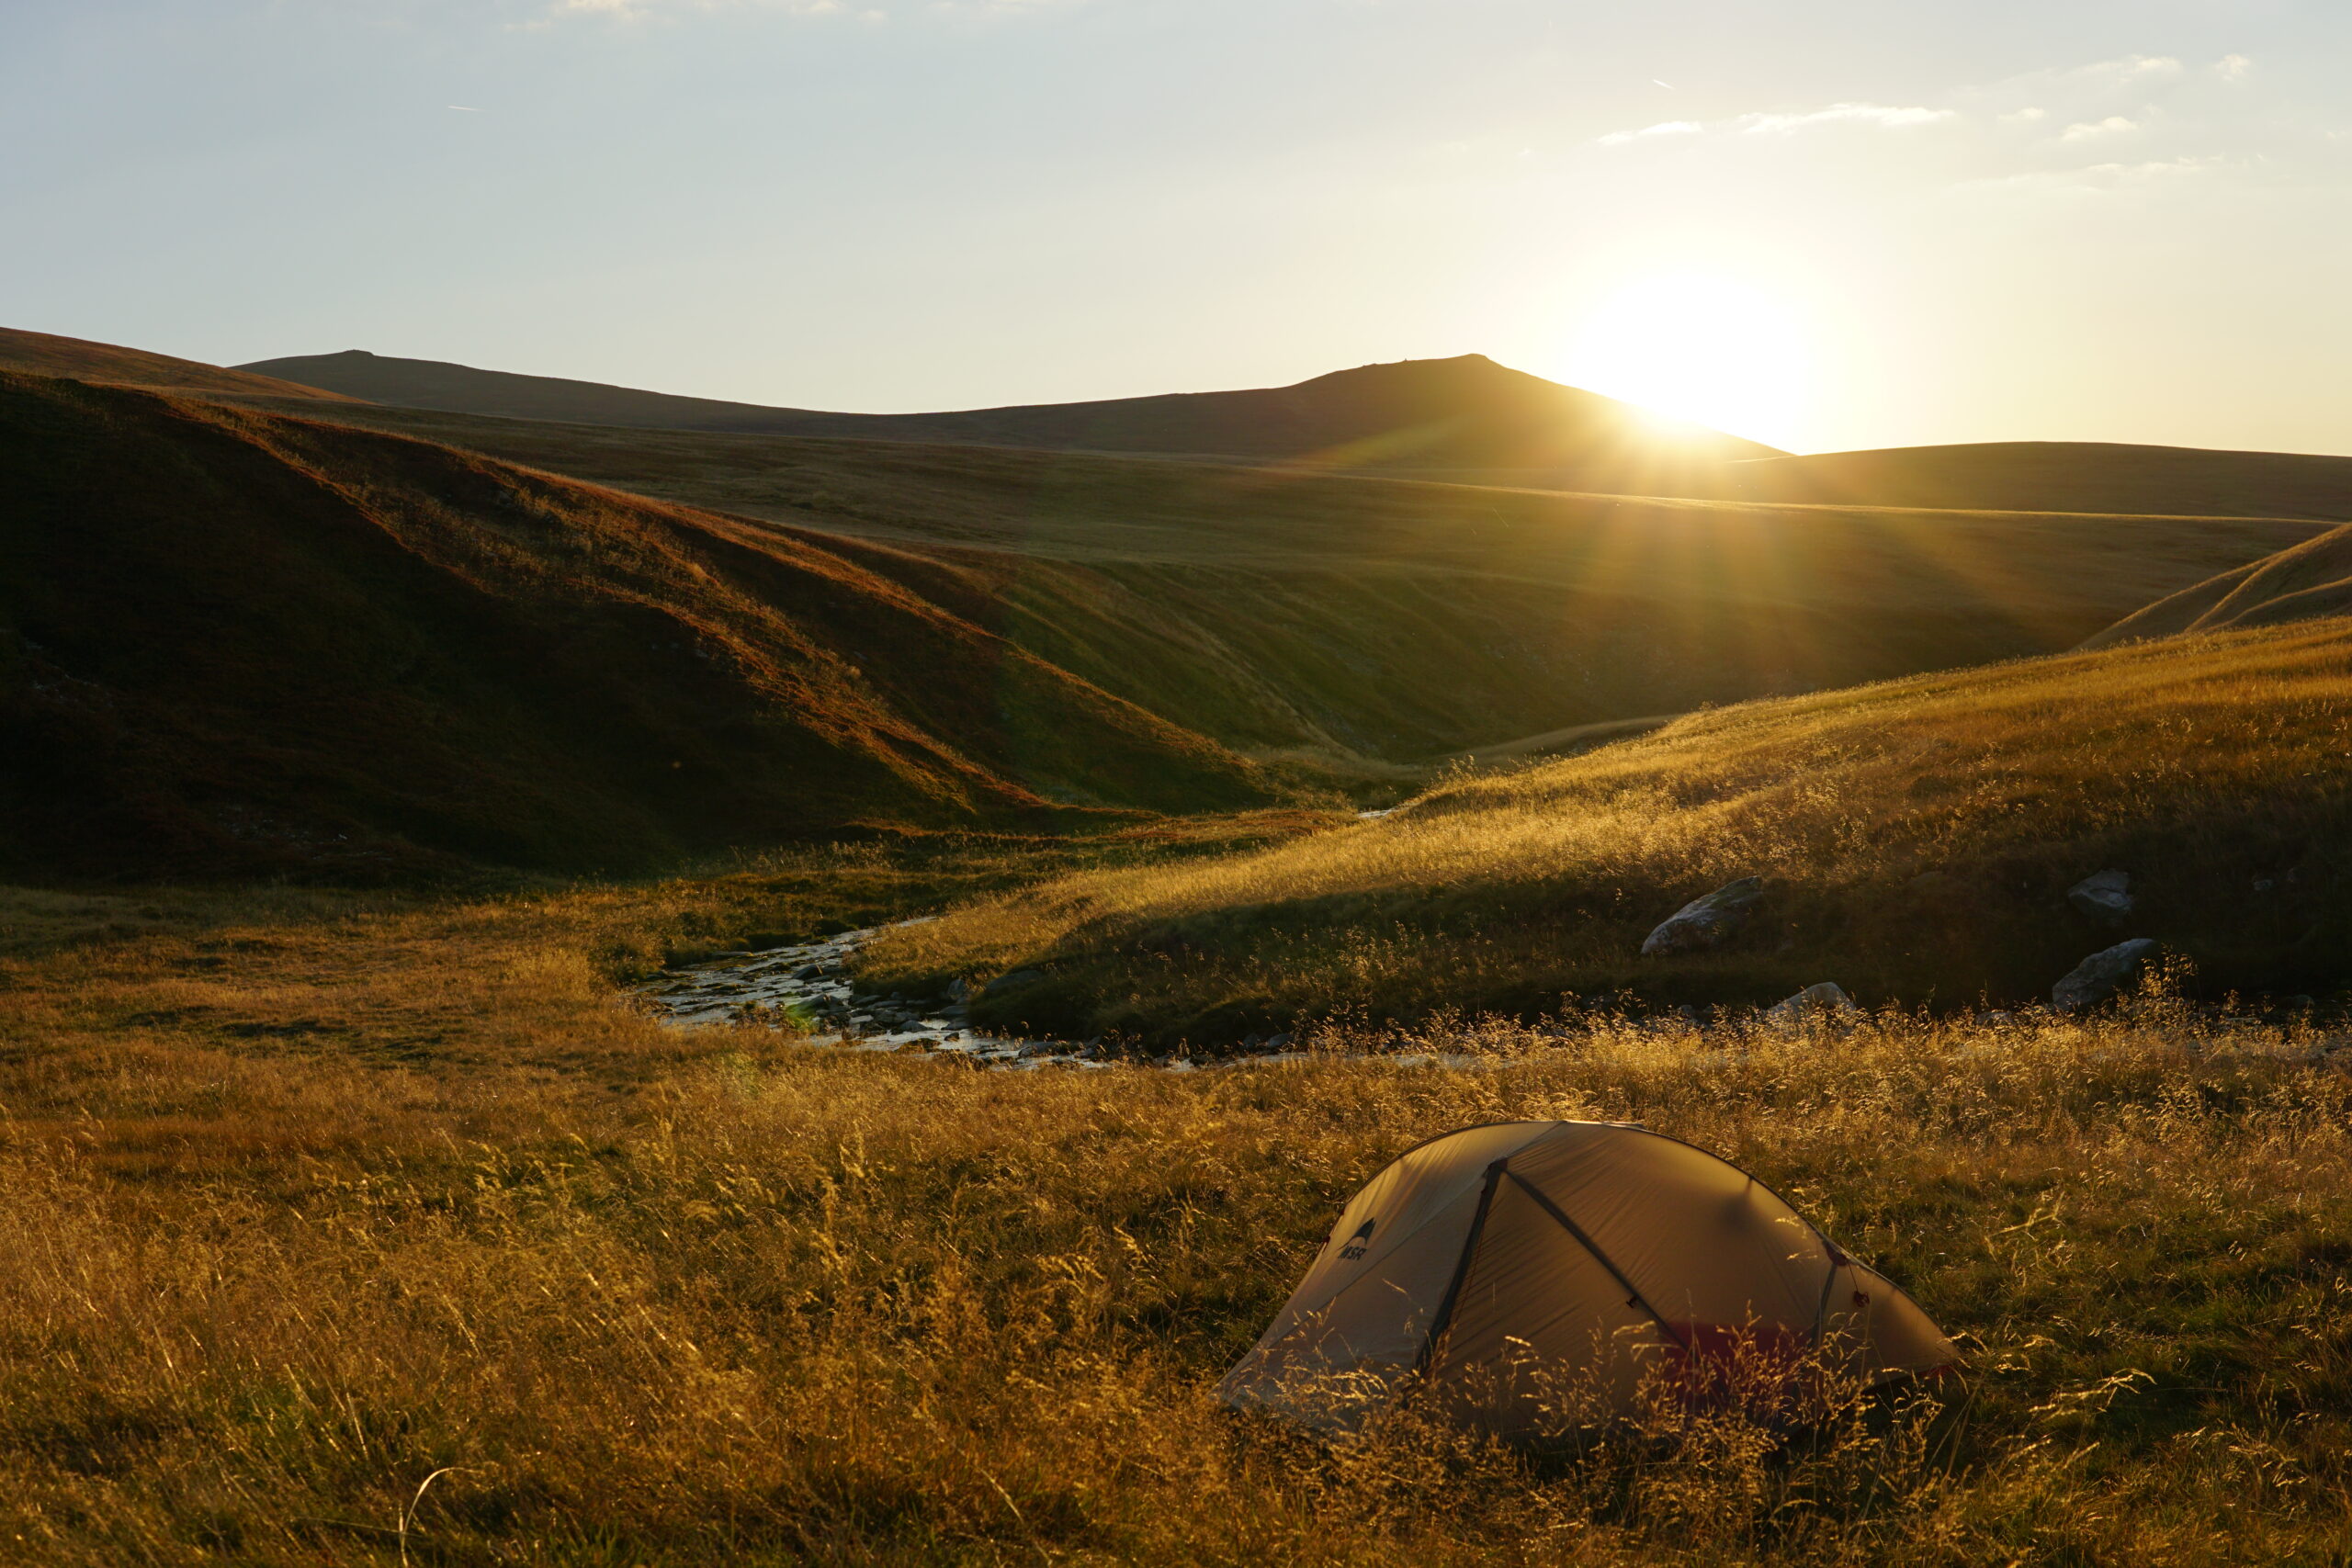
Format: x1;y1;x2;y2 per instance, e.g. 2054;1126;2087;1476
864;620;2352;1043
4;862;2352;1562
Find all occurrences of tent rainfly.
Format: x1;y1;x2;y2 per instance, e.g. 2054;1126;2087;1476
1217;1121;1956;1438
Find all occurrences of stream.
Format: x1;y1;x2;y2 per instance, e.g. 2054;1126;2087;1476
632;917;1497;1072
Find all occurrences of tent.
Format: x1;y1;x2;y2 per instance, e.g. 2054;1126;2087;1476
1217;1121;1955;1438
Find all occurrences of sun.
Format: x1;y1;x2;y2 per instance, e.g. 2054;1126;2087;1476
1555;271;1813;449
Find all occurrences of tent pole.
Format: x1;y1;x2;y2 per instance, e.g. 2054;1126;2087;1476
1414;1159;1507;1377
1505;1171;1694;1354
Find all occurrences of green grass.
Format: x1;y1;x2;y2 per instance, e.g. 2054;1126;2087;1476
6;862;2352;1563
860;620;2352;1045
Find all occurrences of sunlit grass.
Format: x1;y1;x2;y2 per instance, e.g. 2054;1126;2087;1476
861;620;2352;1043
3;868;2351;1562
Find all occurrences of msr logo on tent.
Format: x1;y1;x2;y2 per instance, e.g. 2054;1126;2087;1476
1339;1220;1375;1260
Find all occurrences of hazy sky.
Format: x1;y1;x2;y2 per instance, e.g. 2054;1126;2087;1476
5;0;2349;454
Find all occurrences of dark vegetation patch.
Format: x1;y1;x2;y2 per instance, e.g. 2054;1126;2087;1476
0;373;1300;881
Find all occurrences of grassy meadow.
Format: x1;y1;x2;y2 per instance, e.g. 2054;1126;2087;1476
6;853;2352;1564
862;620;2352;1045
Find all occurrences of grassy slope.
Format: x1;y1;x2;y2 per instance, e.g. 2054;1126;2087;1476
2085;522;2352;647
233;348;1781;469
0;326;357;402
0;372;1288;880
864;620;2352;1043
6;870;2352;1564
224;398;2330;765
1715;439;2352;522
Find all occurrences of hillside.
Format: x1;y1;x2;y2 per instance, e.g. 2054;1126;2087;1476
859;620;2352;1043
234;347;1781;473
1715;440;2352;522
0;371;1283;880
2084;524;2352;647
0;326;356;402
219;396;2331;766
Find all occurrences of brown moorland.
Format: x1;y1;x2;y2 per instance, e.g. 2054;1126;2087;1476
861;619;2352;1043
210;395;2331;767
0;371;1294;881
1710;439;2352;523
0;326;357;403
4;864;2351;1564
233;348;1782;474
2084;521;2352;648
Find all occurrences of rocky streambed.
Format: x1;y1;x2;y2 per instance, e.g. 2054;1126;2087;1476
634;919;1257;1071
630;919;1482;1072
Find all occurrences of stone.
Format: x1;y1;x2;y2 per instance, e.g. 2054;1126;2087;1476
1641;877;1766;956
1764;982;1858;1022
979;968;1046;1000
2067;870;2133;924
2052;939;2159;1012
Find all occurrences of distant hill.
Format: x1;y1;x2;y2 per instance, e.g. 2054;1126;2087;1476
232;348;1782;474
2083;524;2352;647
1715;440;2352;522
0;371;1282;880
0;326;356;402
233;396;2328;767
860;619;2352;1043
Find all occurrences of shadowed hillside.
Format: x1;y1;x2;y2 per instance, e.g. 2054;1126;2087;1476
1713;440;2352;522
0;326;356;403
0;372;1284;880
2085;525;2352;647
234;347;1781;475
861;620;2352;1043
220;397;2331;765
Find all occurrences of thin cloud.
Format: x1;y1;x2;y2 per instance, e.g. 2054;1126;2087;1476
1959;153;2227;195
1742;103;1953;134
2067;53;2184;87
2216;54;2255;83
1598;119;1702;145
1598;101;1952;147
2062;115;2143;141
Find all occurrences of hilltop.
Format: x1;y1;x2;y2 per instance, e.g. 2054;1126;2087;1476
0;371;1285;880
233;347;1781;474
860;619;2352;1043
0;325;356;403
2084;522;2352;647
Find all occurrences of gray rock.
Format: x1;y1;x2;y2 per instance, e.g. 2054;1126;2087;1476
979;968;1046;999
1641;877;1766;956
1764;982;1858;1022
2067;870;2133;925
2052;939;2159;1012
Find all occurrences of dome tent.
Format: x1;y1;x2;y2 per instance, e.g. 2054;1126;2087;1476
1217;1121;1955;1439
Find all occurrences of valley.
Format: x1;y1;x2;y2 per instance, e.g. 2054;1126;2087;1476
6;323;2352;1564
